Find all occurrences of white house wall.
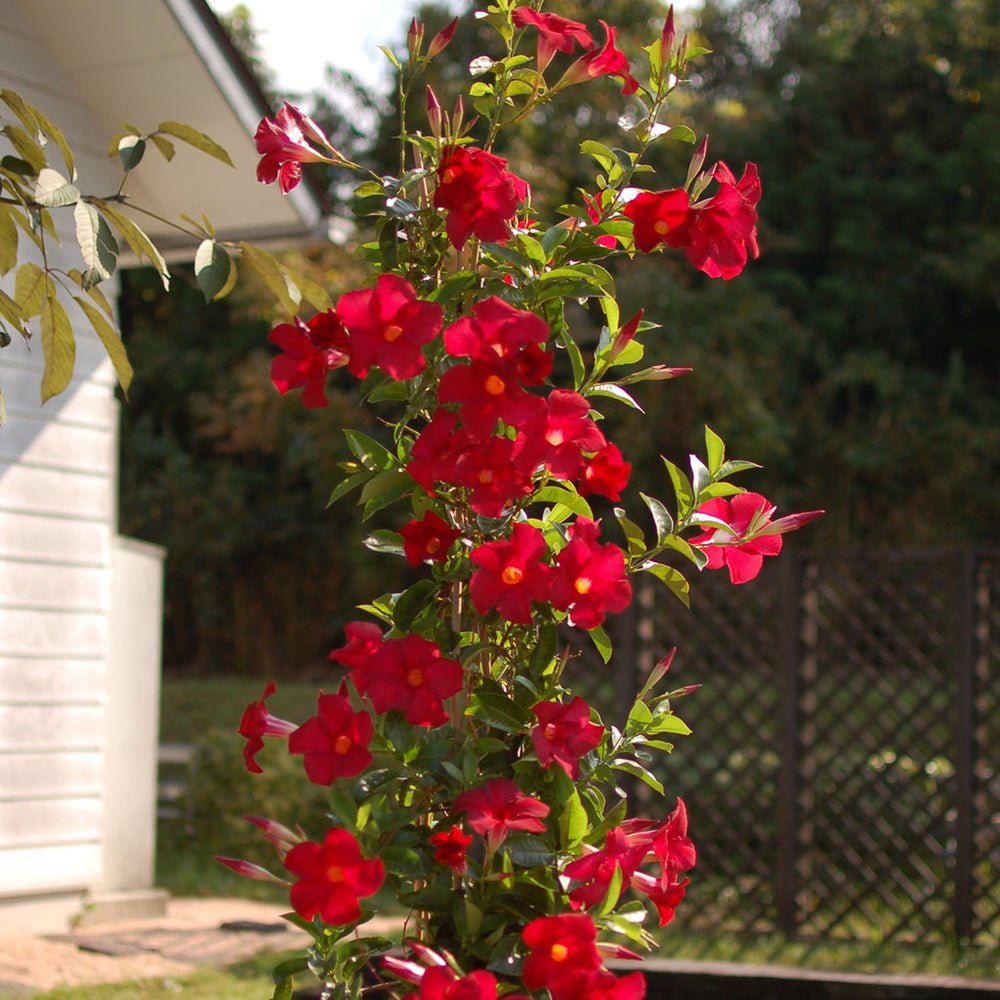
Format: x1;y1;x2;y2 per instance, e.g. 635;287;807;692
0;0;124;929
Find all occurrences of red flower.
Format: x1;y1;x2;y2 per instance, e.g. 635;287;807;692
352;634;463;728
558;969;647;1000
579;443;632;501
438;357;545;437
512;9;594;71
268;312;350;408
254;102;331;193
582;191;620;250
399;511;461;566
531;697;604;778
563;825;651;911
288;691;373;785
430;825;474;874
419;967;498;1000
649;798;697;882
550;518;632;629
521;913;602;993
454;433;538;518
453;778;549;853
557;21;639;96
238;680;296;774
630;870;689;927
622;189;691;255
407;409;473;493
469;522;551;625
336;274;443;380
284;827;384;925
443;297;549;363
328;621;384;668
687;492;824;584
434;146;529;249
534;389;607;481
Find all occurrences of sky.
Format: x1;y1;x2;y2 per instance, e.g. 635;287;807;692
217;0;462;97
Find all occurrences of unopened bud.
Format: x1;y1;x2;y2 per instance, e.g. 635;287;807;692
426;86;443;138
451;94;465;137
661;7;676;61
428;17;459;60
408;18;424;61
214;855;286;884
686;134;710;189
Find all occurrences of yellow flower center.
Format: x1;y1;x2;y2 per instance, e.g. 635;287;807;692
574;576;593;595
426;538;441;554
334;735;353;755
326;865;345;883
501;566;524;586
543;723;559;740
442;167;459;184
406;667;425;688
484;375;506;396
478;469;494;484
654;219;670;235
550;944;569;962
383;324;404;342
545;430;565;446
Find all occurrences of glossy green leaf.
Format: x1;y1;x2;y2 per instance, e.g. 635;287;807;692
586;383;644;412
467;690;532;732
392;579;437;631
705;425;725;475
640;492;674;544
663;458;695;519
611;758;664;794
642;561;690;607
194;239;235;302
238;242;298;313
343;430;397;471
362;529;405;557
558;788;589;849
589;625;612;664
117;135;145;170
73;201;118;282
533;486;593;521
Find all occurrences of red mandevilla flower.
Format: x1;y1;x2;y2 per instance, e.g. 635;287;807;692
563;825;652;911
238;680;296;774
649;797;697;883
469;522;551;625
622;189;691;255
254;102;331;193
520;913;602;993
549;517;632;629
418;967;499;1000
533;389;607;481
327;621;384;668
630;870;689;927
557;20;639;96
443;296;549;364
437;356;545;438
352;634;463;728
268;311;350;409
434;146;529;249
399;511;462;567
288;691;373;785
531;697;604;779
336;274;443;380
284;827;384;926
579;442;632;502
430;825;474;874
558;969;647;1000
686;492;782;584
454;777;549;853
512;8;594;71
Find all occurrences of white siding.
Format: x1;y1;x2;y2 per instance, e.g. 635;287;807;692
0;0;124;913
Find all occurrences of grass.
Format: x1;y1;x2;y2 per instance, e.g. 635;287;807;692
159;676;321;744
29;951;299;1000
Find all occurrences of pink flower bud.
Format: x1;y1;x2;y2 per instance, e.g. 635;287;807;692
214;855;286;884
428;17;459;59
408;18;424;60
661;6;676;60
426;86;443;138
451;94;465;137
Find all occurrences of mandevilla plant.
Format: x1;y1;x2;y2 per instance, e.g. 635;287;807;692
225;4;822;998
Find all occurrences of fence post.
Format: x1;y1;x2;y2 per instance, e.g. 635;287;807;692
953;549;975;941
777;552;803;936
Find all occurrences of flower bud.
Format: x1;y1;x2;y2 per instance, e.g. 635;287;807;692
686;134;710;189
451;94;465;137
408;18;424;61
661;6;676;62
426;86;443;138
214;855;286;884
428;17;459;59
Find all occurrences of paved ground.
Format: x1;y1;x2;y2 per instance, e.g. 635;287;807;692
0;897;399;996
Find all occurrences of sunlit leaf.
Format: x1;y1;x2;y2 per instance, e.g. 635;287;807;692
155;121;233;167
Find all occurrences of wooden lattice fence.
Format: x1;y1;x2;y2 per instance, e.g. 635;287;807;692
565;548;1000;945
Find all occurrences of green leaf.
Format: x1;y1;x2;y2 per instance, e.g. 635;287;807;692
0;207;18;276
642;562;690;607
690;454;711;498
360;470;411;518
149;134;175;161
73;201;118;282
529;623;558;674
238;242;298;313
586;383;644;412
427;270;477;304
1;89;76;179
33;168;79;207
362;529;405;557
194;239;236;302
1;124;45;172
15;261;47;317
155;121;233;167
93;200;169;290
640;492;674;544
705;425;725;475
558;788;589;849
611;758;664;794
270;957;309;981
613;507;646;558
647;710;692;736
271;978;293;1000
117;135;145;170
533;486;594;521
393;579;437;631
0;289;28;336
378;45;402;70
555;325;586;390
467;691;532;733
505;834;554;867
717;458;762;479
589;625;612;664
663;458;695;519
591;863;624;919
343;430;397;471
39;292;74;402
74;296;133;396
